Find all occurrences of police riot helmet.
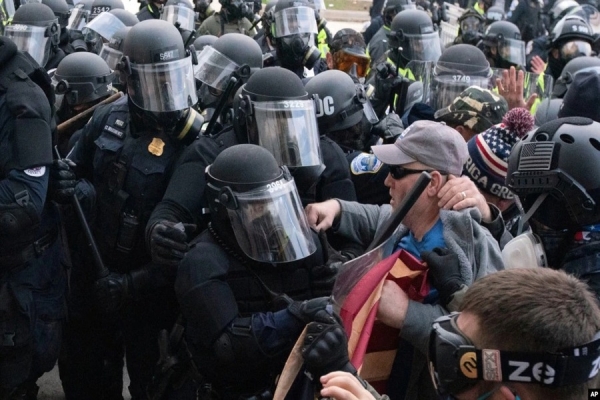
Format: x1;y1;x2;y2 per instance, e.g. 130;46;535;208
551;14;594;51
235;67;324;185
89;0;124;19
383;0;416;26
83;9;137;53
53;52;114;104
120;19;197;127
53;52;114;120
533;98;562;126
387;9;441;67
429;44;492;112
549;0;579;26
304;69;378;150
195;33;262;110
507;117;600;230
271;0;320;69
6;3;60;67
482;20;525;69
193;34;217;52
42;0;71;29
485;5;505;25
99;26;129;89
205;144;316;263
109;9;139;26
552;56;600;98
67;0;93;31
161;0;195;31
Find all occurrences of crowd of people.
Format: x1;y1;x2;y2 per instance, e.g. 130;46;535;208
1;0;600;398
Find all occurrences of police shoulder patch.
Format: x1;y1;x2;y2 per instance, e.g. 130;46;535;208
351;153;383;175
24;166;46;177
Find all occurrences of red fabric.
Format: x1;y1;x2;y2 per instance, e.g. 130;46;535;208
340;249;429;393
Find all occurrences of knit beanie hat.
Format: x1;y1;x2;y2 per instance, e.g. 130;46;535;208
464;107;534;199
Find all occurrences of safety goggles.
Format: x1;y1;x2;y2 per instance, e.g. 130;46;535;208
332;48;370;78
429;313;600;398
389;165;436;180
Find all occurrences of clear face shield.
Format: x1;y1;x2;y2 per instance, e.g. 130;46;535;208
272;6;318;38
245;99;323;169
127;56;198;112
496;37;526;67
67;6;90;31
4;24;55;67
424;61;493;111
82;11;126;42
569;4;600;33
99;43;122;70
560;39;592;61
225;176;317;263
194;45;239;91
161;5;196;31
403;32;442;62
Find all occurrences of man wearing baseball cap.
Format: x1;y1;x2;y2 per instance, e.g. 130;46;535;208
305;120;504;399
434;86;508;142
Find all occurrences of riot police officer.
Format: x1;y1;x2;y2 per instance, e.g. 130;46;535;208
454;8;485;46
269;0;320;78
98;26;131;92
480;20;526;69
365;0;416;66
194;32;262;130
42;0;75;55
160;0;195;32
305;69;394;206
57;19;201;400
4;3;65;70
83;8;138;54
197;0;256;37
547;14;594;81
0;35;65;400
551;55;600;98
173;143;333;399
146;67;356;268
52;52;115;149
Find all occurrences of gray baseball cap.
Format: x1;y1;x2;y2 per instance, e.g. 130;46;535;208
371;120;468;175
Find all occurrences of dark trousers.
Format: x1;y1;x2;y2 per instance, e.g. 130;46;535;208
59;284;179;400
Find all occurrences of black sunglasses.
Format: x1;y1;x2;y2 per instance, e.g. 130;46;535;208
388;165;435;180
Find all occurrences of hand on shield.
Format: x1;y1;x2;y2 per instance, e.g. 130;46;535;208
496;66;537;111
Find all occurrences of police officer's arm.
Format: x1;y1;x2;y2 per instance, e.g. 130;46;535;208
317;137;357;202
0;73;53;231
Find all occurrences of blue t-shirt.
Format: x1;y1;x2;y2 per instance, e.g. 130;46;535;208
396;218;446;260
388;218;446;399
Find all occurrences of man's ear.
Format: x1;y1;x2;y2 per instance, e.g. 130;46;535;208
326;52;334;70
427;171;446;196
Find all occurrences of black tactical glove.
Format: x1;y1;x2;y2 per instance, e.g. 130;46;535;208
421;247;467;308
302;316;356;381
287;297;334;325
49;158;77;204
373;62;405;104
370;112;404;144
93;272;132;314
150;221;196;267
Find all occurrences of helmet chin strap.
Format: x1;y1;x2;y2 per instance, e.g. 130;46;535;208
517;192;549;235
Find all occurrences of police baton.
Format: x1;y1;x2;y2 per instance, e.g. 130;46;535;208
365;171;432;252
54;147;110;279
